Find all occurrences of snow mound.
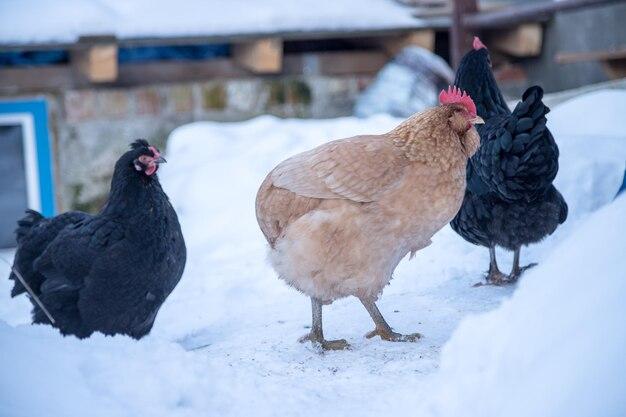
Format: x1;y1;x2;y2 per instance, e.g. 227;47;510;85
548;89;626;139
550;89;626;217
416;195;626;417
0;324;204;417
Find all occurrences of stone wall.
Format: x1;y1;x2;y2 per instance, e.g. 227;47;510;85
43;74;371;212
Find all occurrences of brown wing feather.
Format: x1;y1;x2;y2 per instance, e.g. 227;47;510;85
256;134;408;247
255;174;323;247
272;135;407;203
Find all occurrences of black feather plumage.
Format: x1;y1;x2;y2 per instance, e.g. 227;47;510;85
8;141;186;339
450;44;567;280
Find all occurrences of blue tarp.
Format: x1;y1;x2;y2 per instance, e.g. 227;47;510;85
0;44;230;67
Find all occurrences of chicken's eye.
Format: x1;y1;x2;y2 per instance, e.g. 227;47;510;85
138;155;152;164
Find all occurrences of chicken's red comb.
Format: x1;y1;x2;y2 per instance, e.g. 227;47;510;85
473;36;487;50
439;86;477;117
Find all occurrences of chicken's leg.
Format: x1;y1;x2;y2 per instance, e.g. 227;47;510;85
360;297;421;342
299;297;349;350
508;247;537;282
486;245;509;285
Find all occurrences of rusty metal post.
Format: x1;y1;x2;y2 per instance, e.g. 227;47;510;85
451;0;478;70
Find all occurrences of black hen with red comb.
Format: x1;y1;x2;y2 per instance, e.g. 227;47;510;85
450;37;567;284
8;140;186;338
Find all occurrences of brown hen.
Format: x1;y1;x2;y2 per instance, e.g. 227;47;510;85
256;87;483;350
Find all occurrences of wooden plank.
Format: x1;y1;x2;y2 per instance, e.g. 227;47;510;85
232;38;283;73
71;37;118;83
115;59;248;86
0;51;387;93
451;0;478;69
380;30;436;56
283;51;388;75
0;60;245;93
555;48;626;63
0;65;76;93
487;23;543;57
555;48;626;80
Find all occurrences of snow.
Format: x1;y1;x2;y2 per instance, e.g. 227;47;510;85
549;90;626;216
0;0;420;45
415;194;626;417
1;90;626;417
547;89;626;139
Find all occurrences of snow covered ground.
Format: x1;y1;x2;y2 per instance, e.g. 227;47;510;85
1;91;625;417
0;0;420;45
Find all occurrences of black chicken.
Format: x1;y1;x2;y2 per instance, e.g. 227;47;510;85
8;140;186;338
451;37;568;284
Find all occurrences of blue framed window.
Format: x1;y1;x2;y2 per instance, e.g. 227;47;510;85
0;99;55;247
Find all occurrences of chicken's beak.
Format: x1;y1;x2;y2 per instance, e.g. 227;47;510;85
471;116;485;125
155;156;167;164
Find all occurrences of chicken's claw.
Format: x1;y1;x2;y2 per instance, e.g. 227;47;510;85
485;269;510;286
299;332;350;351
508;262;538;282
365;328;422;342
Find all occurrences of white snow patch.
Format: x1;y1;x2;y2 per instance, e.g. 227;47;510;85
0;0;421;45
412;195;626;417
549;89;626;217
1;90;625;416
548;89;626;139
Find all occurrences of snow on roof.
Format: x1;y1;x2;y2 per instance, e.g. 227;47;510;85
0;0;423;46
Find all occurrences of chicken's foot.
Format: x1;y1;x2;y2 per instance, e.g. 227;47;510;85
299;297;349;351
484;245;511;285
508;247;537;282
360;297;422;342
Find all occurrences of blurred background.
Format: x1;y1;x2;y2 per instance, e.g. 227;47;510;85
0;0;624;248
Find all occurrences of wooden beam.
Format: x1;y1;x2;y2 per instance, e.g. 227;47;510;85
0;65;75;93
487;23;543;57
451;0;478;69
0;51;388;93
232;38;283;73
283;51;388;75
555;47;626;80
555;48;626;63
380;30;436;56
71;36;118;83
116;59;247;86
